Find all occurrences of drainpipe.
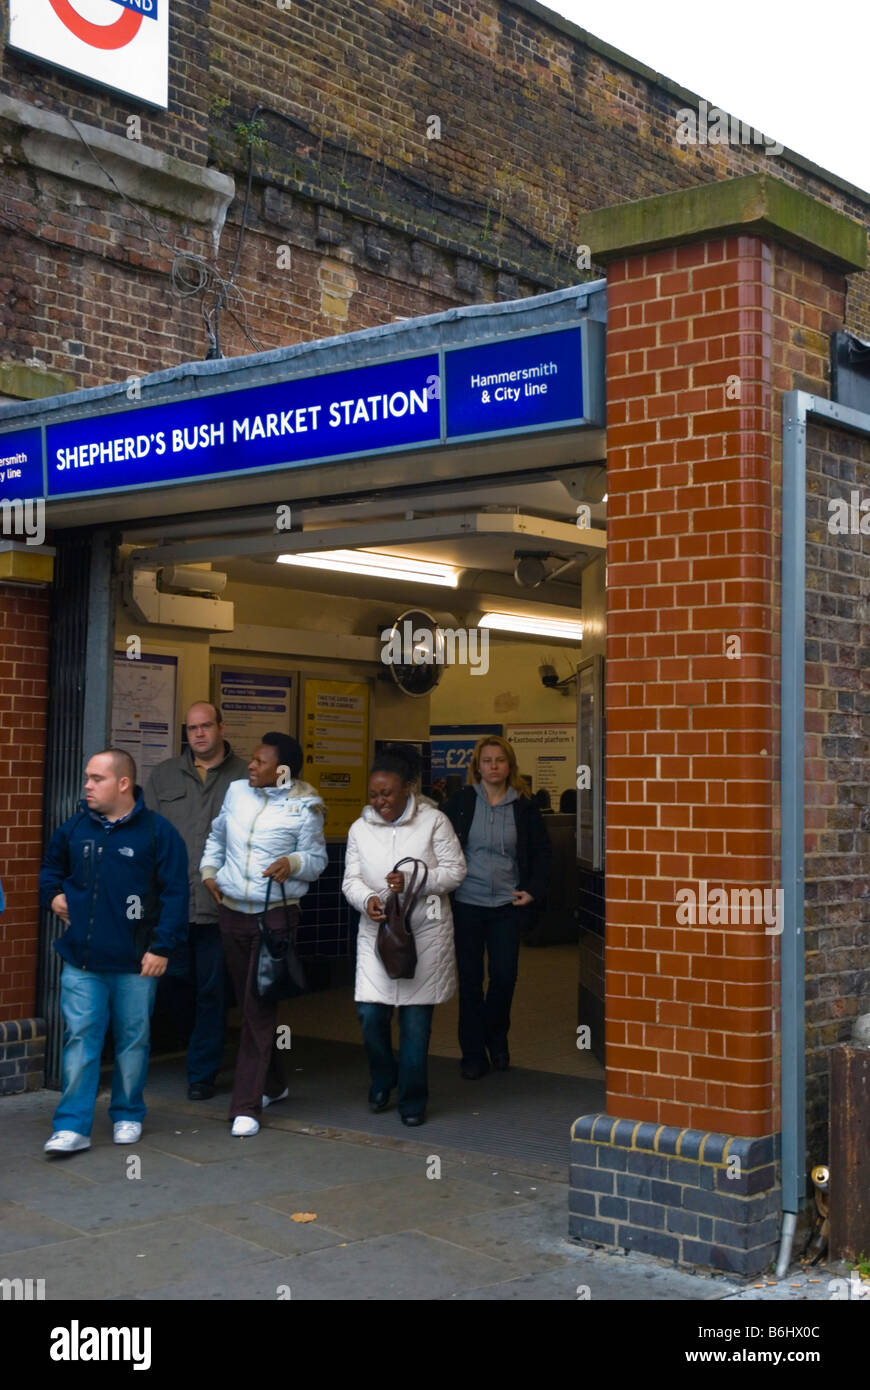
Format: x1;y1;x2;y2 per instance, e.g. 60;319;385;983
777;390;870;1280
777;391;807;1280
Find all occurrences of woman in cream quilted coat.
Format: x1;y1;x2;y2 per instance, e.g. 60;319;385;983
342;745;466;1126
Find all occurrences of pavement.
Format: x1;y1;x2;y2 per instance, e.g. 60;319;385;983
1;1054;866;1302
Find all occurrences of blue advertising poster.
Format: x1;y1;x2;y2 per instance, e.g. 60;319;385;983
429;724;503;783
47;353;440;499
444;326;583;440
0;428;43;499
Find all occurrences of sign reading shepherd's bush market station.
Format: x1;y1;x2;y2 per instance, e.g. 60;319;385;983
0;325;603;503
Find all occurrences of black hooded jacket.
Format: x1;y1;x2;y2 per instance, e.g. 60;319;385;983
442;784;552;905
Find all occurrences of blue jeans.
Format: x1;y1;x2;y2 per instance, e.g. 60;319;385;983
53;962;158;1137
160;923;226;1085
356;1002;434;1119
453;900;521;1064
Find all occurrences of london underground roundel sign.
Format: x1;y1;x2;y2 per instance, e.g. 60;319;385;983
9;1;169;109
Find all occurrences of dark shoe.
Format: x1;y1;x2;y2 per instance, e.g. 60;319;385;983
187;1081;216;1100
369;1090;391;1113
460;1059;490;1080
489;1052;510;1071
401;1113;425;1127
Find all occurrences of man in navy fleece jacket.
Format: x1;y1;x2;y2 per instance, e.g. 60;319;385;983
39;748;188;1156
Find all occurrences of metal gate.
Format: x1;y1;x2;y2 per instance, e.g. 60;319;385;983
36;529;115;1087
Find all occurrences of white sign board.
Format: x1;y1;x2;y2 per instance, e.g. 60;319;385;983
9;1;169;109
506;723;576;808
112;651;178;784
215;670;295;761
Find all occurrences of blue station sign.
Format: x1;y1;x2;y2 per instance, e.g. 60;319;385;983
445;326;585;440
48;354;441;499
0;322;602;504
0;428;45;499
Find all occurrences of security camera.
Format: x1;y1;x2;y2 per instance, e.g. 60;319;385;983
514;551;549;588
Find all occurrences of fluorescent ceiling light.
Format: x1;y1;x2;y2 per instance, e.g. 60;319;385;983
478;611;583;641
276;548;460;587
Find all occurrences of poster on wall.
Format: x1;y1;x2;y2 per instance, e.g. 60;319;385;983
9;1;171;110
112;652;178;784
429;725;503;795
215;670;295;761
302;679;370;837
505;724;575;808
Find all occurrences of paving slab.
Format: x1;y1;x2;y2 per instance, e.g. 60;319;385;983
449;1247;738;1300
253;1229;512;1301
415;1190;574;1275
192;1199;352;1256
262;1170;526;1241
0;1200;85;1255
2;1148;321;1234
126;1259;301;1301
0;1215;281;1300
141;1119;424;1185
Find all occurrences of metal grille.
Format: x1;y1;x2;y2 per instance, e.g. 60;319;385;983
37;530;115;1086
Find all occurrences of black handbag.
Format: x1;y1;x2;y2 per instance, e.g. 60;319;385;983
376;857;429;981
253;877;308;1004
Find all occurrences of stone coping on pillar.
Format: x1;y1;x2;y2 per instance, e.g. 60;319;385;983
577;173;868;273
570;1113;781;1276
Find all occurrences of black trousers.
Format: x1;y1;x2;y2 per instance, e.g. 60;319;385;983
452;899;521;1064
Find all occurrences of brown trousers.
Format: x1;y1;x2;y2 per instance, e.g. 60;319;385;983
219;902;297;1119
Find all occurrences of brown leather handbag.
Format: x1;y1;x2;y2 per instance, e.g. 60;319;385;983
376;856;429;980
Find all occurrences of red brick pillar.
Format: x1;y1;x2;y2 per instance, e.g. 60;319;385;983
0;581;50;1091
604;231;779;1139
569;175;866;1273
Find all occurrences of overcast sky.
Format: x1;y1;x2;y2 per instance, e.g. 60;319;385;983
544;0;869;194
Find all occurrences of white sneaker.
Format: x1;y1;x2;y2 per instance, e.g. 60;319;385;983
44;1130;90;1155
261;1087;289;1109
231;1116;260;1137
113;1122;142;1144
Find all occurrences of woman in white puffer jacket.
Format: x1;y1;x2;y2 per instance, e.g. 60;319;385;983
342;745;466;1127
201;732;327;1137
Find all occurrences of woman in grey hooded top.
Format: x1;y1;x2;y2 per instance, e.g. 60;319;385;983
443;735;551;1079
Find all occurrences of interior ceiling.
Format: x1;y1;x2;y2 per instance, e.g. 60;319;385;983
125;470;604;614
223;476;598;607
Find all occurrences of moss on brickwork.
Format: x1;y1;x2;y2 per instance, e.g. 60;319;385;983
576;174;867;271
0;364;75;400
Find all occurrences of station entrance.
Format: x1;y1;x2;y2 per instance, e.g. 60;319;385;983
16;282;610;1166
118;459;606;1166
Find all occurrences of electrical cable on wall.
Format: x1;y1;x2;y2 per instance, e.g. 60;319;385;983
64;116;264;359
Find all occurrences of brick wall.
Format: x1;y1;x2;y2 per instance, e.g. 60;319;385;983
604;234;782;1138
0;584;50;1022
767;245;866;1169
803;422;870;1166
1;0;869;395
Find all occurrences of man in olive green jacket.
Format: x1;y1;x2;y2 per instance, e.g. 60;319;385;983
145;702;247;1099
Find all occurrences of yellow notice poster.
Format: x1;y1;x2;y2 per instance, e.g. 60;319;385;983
301;679;370;837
